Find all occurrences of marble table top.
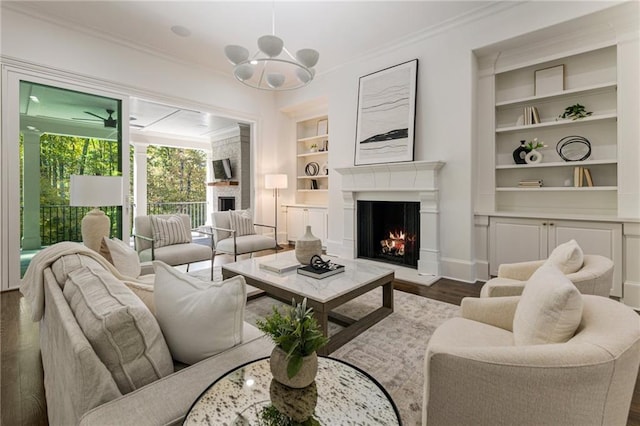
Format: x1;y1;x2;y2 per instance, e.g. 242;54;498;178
184;356;401;425
221;251;394;304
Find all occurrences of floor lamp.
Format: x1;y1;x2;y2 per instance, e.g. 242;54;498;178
70;175;123;252
265;174;288;250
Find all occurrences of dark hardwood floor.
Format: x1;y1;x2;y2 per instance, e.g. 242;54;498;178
2;269;639;425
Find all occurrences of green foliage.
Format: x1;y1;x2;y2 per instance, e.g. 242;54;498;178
146;146;206;203
258;404;320;426
559;103;593;121
256;298;328;378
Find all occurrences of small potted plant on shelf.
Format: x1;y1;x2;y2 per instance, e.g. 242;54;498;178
309;143;318;153
558;103;593;121
257;298;328;389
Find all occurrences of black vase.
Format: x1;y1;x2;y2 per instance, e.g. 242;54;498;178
512;141;529;164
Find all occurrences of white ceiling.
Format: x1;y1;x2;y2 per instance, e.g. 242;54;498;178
9;1;497;140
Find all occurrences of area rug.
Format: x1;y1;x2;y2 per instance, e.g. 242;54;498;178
189;267;460;425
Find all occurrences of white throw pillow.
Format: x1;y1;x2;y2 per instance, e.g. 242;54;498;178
150;215;190;248
229;209;255;236
100;237;141;278
513;264;583;345
153;261;247;364
545;239;584;274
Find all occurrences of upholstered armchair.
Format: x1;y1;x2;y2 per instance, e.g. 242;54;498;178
210;210;277;261
481;254;614;298
423;271;640;425
133;214;214;279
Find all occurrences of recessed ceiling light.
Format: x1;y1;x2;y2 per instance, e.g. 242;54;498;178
171;25;191;37
29;95;40;103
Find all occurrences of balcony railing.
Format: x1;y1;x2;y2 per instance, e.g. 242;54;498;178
27;201;207;247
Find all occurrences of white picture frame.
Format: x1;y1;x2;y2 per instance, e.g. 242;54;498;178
354;59;418;166
534;65;564;96
316;119;328;136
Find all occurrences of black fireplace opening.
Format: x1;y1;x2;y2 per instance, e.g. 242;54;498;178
357;200;420;268
218;197;236;211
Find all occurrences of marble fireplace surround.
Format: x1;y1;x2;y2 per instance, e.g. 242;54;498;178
334;161;444;283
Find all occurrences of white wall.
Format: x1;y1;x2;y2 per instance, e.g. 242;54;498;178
275;1;624;282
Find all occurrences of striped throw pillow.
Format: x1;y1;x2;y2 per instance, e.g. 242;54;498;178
150;215;190;248
229;210;255;236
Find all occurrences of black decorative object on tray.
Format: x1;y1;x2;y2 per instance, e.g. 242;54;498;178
297;255;345;279
556;136;591;161
304;162;319;176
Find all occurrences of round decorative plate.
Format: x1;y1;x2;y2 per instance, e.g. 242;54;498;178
305;162;319;176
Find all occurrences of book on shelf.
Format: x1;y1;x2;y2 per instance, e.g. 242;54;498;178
522;106;540;125
583;168;594;187
259;258;301;274
297;263;345;279
574;166;584;187
518;179;543;187
532;107;541;124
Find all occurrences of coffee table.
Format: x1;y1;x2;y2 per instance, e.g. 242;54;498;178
183;356;402;425
222;251;394;355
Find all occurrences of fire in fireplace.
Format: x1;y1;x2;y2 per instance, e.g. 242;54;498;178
357;201;420;268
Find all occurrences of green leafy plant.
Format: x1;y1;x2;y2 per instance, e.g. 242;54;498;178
256;298;328;379
524;137;546;150
558;103;593;121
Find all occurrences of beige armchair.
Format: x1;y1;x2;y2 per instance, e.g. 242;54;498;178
133;214;213;279
210;210;277;261
423;295;640;426
481;254;614;298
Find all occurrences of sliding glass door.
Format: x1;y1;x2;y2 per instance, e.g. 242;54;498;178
1;69;130;290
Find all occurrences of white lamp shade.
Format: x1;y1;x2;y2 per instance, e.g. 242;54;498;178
265;174;288;189
296;49;319;68
70;175;123;207
258;35;284;57
224;45;250;65
266;73;285;89
234;63;255;81
295;67;314;84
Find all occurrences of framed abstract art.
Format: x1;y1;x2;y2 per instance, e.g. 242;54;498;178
354;59;418;165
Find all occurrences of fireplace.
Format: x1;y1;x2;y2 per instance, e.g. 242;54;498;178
334;160;444;279
358;201;420;268
218;196;235;211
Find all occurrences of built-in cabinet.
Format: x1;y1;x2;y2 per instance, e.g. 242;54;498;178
285;205;328;247
474;15;639;306
489;216;622;296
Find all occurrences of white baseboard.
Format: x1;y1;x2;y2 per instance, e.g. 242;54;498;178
439;257;477;283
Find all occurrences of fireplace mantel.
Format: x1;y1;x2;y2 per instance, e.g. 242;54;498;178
335;161;445;280
334;161;444;192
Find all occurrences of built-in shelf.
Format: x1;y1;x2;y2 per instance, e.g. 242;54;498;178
297;151;328;158
297;134;329;143
496;113;617;133
297;175;328;179
495;81;617;107
297;189;328;193
496;159;617;169
496;186;617;192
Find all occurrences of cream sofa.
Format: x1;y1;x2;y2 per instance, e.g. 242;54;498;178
423;294;640;425
23;244;272;426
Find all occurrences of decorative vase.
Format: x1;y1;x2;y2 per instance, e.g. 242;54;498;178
295;226;322;265
525;149;543;164
512;140;529;164
269;379;318;422
269;346;318;388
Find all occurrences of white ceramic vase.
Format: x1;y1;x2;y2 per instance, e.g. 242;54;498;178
525;149;543;164
295;226;322;265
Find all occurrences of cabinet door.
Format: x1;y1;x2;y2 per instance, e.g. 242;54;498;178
548;220;622;297
286;208;305;242
307;208;327;246
489;217;548;276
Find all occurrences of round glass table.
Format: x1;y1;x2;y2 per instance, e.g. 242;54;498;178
184;356;401;425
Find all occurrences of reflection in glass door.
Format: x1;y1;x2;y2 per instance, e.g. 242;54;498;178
19;81;124;277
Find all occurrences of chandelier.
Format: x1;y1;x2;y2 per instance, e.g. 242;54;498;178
224;8;319;91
